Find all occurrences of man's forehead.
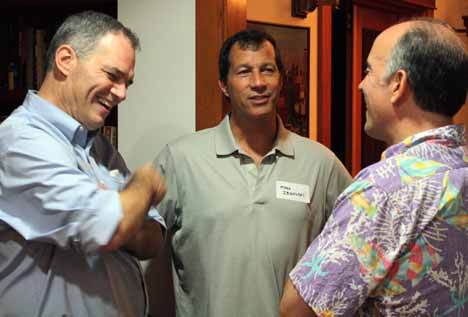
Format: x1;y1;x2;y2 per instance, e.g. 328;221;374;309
372;22;413;58
234;39;270;51
367;43;387;66
368;25;405;66
229;41;276;63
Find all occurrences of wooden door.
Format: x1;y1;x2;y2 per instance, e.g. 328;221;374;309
348;4;397;175
346;0;435;175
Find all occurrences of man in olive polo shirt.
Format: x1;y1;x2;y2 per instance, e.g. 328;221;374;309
154;29;351;317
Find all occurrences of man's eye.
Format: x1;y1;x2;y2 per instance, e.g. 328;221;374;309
262;67;275;73
237;69;250;75
105;71;118;81
364;67;370;74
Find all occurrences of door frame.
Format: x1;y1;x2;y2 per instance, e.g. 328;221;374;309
317;0;435;175
196;0;247;130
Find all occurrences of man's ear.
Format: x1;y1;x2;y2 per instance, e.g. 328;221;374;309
218;80;229;98
390;69;409;105
55;44;77;77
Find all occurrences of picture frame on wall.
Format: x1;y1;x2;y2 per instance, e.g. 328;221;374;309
247;21;310;138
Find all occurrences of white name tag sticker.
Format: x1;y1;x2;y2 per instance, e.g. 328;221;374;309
276;181;310;203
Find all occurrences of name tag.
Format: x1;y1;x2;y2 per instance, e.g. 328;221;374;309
276;181;310;203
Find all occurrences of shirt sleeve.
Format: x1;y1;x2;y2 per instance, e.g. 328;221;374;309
289;182;396;316
0;129;122;253
91;132;166;229
324;156;352;219
147;207;166;228
153;144;180;230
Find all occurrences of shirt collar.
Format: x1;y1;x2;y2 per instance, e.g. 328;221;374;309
382;124;466;160
214;114;294;157
22;90;94;148
273;116;294;157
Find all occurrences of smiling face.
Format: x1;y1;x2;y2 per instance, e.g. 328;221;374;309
65;32;135;130
219;41;282;122
359;29;396;142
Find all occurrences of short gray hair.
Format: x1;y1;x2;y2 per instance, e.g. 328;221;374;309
45;10;140;73
383;19;468;117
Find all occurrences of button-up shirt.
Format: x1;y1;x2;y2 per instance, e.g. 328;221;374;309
291;125;468;316
0;91;162;316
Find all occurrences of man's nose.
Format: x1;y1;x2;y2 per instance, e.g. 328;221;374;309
358;79;364;91
111;82;127;101
250;70;267;89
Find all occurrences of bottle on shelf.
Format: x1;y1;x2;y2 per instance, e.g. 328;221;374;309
7;62;17;91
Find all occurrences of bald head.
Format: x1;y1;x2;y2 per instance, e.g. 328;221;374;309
380;19;468;117
374;21;412;54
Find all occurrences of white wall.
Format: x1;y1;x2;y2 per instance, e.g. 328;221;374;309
118;0;196;170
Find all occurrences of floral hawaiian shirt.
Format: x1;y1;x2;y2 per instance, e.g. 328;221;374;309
290;125;468;316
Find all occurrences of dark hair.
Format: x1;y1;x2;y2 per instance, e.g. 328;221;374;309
218;29;285;84
45;10;140;73
384;19;468;116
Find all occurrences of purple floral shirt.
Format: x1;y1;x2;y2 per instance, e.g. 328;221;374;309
290;125;468;316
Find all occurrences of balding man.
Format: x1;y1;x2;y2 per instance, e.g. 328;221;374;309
280;18;468;317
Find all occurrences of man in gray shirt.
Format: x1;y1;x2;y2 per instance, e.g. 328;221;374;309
154;29;351;317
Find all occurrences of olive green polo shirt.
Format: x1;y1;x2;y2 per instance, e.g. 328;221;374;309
154;115;351;317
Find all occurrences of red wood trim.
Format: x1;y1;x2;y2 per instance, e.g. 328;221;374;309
402;0;435;9
353;0;435;13
351;4;363;176
222;0;247;116
317;5;333;147
196;0;223;131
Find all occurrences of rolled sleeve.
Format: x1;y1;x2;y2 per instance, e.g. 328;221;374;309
153;145;179;230
148;207;166;229
0;131;123;253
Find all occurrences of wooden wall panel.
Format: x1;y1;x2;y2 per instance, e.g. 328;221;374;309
317;5;333;148
348;0;435;175
196;0;246;130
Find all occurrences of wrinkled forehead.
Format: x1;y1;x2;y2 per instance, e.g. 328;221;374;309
230;40;267;56
367;37;389;68
229;41;276;62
